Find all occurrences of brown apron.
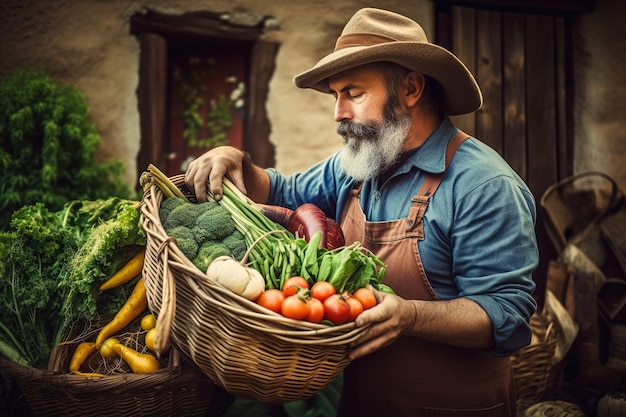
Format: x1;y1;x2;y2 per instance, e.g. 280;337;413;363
336;133;516;417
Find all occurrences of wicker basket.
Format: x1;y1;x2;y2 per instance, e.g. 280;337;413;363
139;174;367;404
0;342;233;417
524;400;585;417
511;313;558;402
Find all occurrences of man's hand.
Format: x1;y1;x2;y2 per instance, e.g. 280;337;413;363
348;290;415;360
348;289;495;360
185;146;248;202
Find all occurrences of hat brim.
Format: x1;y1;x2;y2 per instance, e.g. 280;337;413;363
293;42;482;116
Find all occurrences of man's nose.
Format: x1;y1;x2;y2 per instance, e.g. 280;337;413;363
334;98;352;122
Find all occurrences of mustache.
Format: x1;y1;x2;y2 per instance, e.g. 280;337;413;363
337;121;379;140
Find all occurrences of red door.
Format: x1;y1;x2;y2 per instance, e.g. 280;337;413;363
166;42;249;175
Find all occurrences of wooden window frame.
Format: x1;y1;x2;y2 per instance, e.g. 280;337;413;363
130;10;279;185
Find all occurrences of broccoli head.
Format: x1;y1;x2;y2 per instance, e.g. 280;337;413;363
193;241;231;272
159;197;186;225
221;229;247;261
162;200;216;230
167;225;199;260
192;204;236;244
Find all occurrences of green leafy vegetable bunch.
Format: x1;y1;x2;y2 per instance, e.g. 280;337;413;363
0;197;146;369
0;70;132;232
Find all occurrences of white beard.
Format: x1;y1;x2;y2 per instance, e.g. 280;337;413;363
339;114;411;181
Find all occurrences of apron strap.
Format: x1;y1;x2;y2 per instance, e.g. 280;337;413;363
407;131;468;234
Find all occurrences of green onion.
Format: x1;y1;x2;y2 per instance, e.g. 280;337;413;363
145;164;190;200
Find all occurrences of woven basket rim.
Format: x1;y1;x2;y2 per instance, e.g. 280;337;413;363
1;348;233;417
1;343;191;387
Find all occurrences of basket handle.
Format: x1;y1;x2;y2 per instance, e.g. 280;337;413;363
540;171;622;252
154;236;177;358
543;321;555;343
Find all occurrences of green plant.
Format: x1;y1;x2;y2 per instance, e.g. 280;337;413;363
0;70;132;231
173;57;245;148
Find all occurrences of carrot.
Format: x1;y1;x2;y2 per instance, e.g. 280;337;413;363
99;248;146;291
112;343;160;373
69;342;97;372
99;337;120;359
95;278;148;348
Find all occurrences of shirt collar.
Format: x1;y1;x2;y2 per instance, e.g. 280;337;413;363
404;116;459;175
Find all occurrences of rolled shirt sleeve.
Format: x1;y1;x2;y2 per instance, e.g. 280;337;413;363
446;176;538;356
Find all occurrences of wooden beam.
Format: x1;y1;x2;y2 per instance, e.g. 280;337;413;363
448;6;477;136
135;32;168;186
244;40;279;168
526;14;558;196
130;10;265;41
434;0;595;14
502;12;527;180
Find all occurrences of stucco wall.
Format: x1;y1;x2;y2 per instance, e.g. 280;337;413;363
0;0;431;188
1;0;625;191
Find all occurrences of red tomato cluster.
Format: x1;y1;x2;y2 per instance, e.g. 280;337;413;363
256;277;377;325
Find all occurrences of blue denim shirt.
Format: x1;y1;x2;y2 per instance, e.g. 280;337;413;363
266;117;538;356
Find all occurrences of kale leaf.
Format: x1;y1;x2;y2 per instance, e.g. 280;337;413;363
0;198;145;369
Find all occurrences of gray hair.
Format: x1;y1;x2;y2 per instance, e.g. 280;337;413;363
377;62;443;118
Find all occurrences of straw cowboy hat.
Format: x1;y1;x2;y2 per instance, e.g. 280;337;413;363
294;8;482;115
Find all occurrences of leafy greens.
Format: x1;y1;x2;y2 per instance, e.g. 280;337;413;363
0;197;146;369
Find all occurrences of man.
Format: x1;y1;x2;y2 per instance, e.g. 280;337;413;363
186;8;538;416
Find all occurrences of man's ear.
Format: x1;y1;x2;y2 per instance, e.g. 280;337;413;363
404;72;425;107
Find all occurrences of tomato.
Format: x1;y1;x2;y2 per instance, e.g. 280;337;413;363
345;296;364;321
281;293;310;320
353;287;377;310
311;281;336;302
323;294;351;325
282;276;309;297
256;289;285;313
304;297;324;323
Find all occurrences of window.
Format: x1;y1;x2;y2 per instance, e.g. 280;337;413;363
131;9;279;179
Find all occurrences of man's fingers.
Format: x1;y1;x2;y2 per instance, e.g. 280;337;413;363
184;163;206;202
208;167;227;201
347;327;395;360
226;168;248;197
183;147;247;202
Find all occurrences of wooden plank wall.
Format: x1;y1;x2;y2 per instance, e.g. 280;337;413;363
449;6;566;189
443;6;571;301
